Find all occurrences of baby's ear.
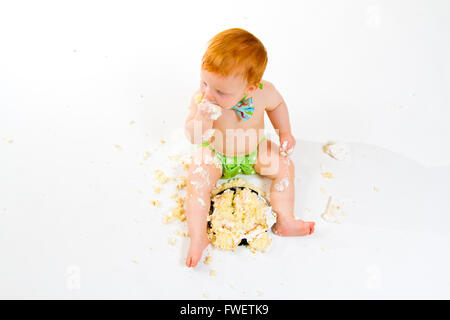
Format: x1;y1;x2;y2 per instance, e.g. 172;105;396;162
246;84;257;95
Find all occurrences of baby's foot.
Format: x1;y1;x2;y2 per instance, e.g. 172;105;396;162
272;219;315;237
185;234;210;268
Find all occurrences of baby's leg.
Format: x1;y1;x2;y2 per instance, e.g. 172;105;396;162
184;146;222;267
254;139;315;236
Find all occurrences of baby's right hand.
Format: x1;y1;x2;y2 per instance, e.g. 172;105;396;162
195;94;222;121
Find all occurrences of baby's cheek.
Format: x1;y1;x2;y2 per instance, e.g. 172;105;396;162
222;98;237;109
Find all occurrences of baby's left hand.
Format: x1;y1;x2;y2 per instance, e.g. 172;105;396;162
279;132;296;157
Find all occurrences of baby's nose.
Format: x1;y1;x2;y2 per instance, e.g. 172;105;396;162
204;92;213;102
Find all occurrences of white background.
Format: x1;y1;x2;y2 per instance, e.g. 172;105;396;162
1;0;449;299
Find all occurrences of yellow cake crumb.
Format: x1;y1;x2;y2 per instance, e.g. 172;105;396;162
204;255;212;265
8;139;14;144
154;169;171;184
209;270;216;276
168;154;180;161
129;120;135;125
168;237;176;246
151;200;160;207
373;186;379;192
153;186;162;193
195;93;204;104
160;139;166;144
321;172;333;179
176;176;187;190
248;233;272;253
163;213;174;224
174;230;188;237
164;196;186;222
114;144;122;150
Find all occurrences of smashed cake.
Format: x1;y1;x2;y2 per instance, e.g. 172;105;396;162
207;179;276;252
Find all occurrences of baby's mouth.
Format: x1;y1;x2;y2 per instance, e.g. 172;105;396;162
205;99;223;108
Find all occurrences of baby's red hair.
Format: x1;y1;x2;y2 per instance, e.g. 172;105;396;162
201;28;268;87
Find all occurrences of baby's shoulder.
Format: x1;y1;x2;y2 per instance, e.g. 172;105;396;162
258;80;283;111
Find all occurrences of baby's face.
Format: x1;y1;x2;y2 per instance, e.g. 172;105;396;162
200;69;255;109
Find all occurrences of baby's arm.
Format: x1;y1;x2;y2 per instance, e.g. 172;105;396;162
184;90;215;144
264;82;296;154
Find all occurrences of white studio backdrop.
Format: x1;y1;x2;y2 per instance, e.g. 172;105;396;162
1;0;450;300
1;0;449;168
1;0;449;167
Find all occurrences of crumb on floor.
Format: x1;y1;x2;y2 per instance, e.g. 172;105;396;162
321;172;333;179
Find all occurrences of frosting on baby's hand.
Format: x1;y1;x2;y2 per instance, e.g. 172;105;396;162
199;99;222;120
280;140;294;157
195;93;222;120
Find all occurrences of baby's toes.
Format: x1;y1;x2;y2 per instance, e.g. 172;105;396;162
307;222;315;235
186;251;201;268
185;256;194;267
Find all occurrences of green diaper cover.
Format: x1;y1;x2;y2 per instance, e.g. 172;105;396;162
200;136;266;179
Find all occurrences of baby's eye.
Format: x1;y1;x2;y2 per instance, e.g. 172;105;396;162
216;90;224;95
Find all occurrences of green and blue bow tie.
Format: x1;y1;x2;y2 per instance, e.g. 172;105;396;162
232;95;254;121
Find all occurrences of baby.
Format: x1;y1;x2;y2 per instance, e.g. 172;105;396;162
184;28;315;267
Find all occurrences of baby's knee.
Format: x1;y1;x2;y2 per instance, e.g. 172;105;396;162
188;157;221;192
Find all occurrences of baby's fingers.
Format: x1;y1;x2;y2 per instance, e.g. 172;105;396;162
280;140;294;157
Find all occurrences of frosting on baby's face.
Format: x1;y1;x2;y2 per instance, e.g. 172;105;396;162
200;68;257;109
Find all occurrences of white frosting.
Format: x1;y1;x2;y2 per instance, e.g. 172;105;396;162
274;178;289;192
193;167;204;175
263;206;277;229
190;180;203;191
202;129;215;141
199;99;222;120
244;207;276;241
197;197;206;207
321;196;347;223
192;166;210;185
324;142;350;161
